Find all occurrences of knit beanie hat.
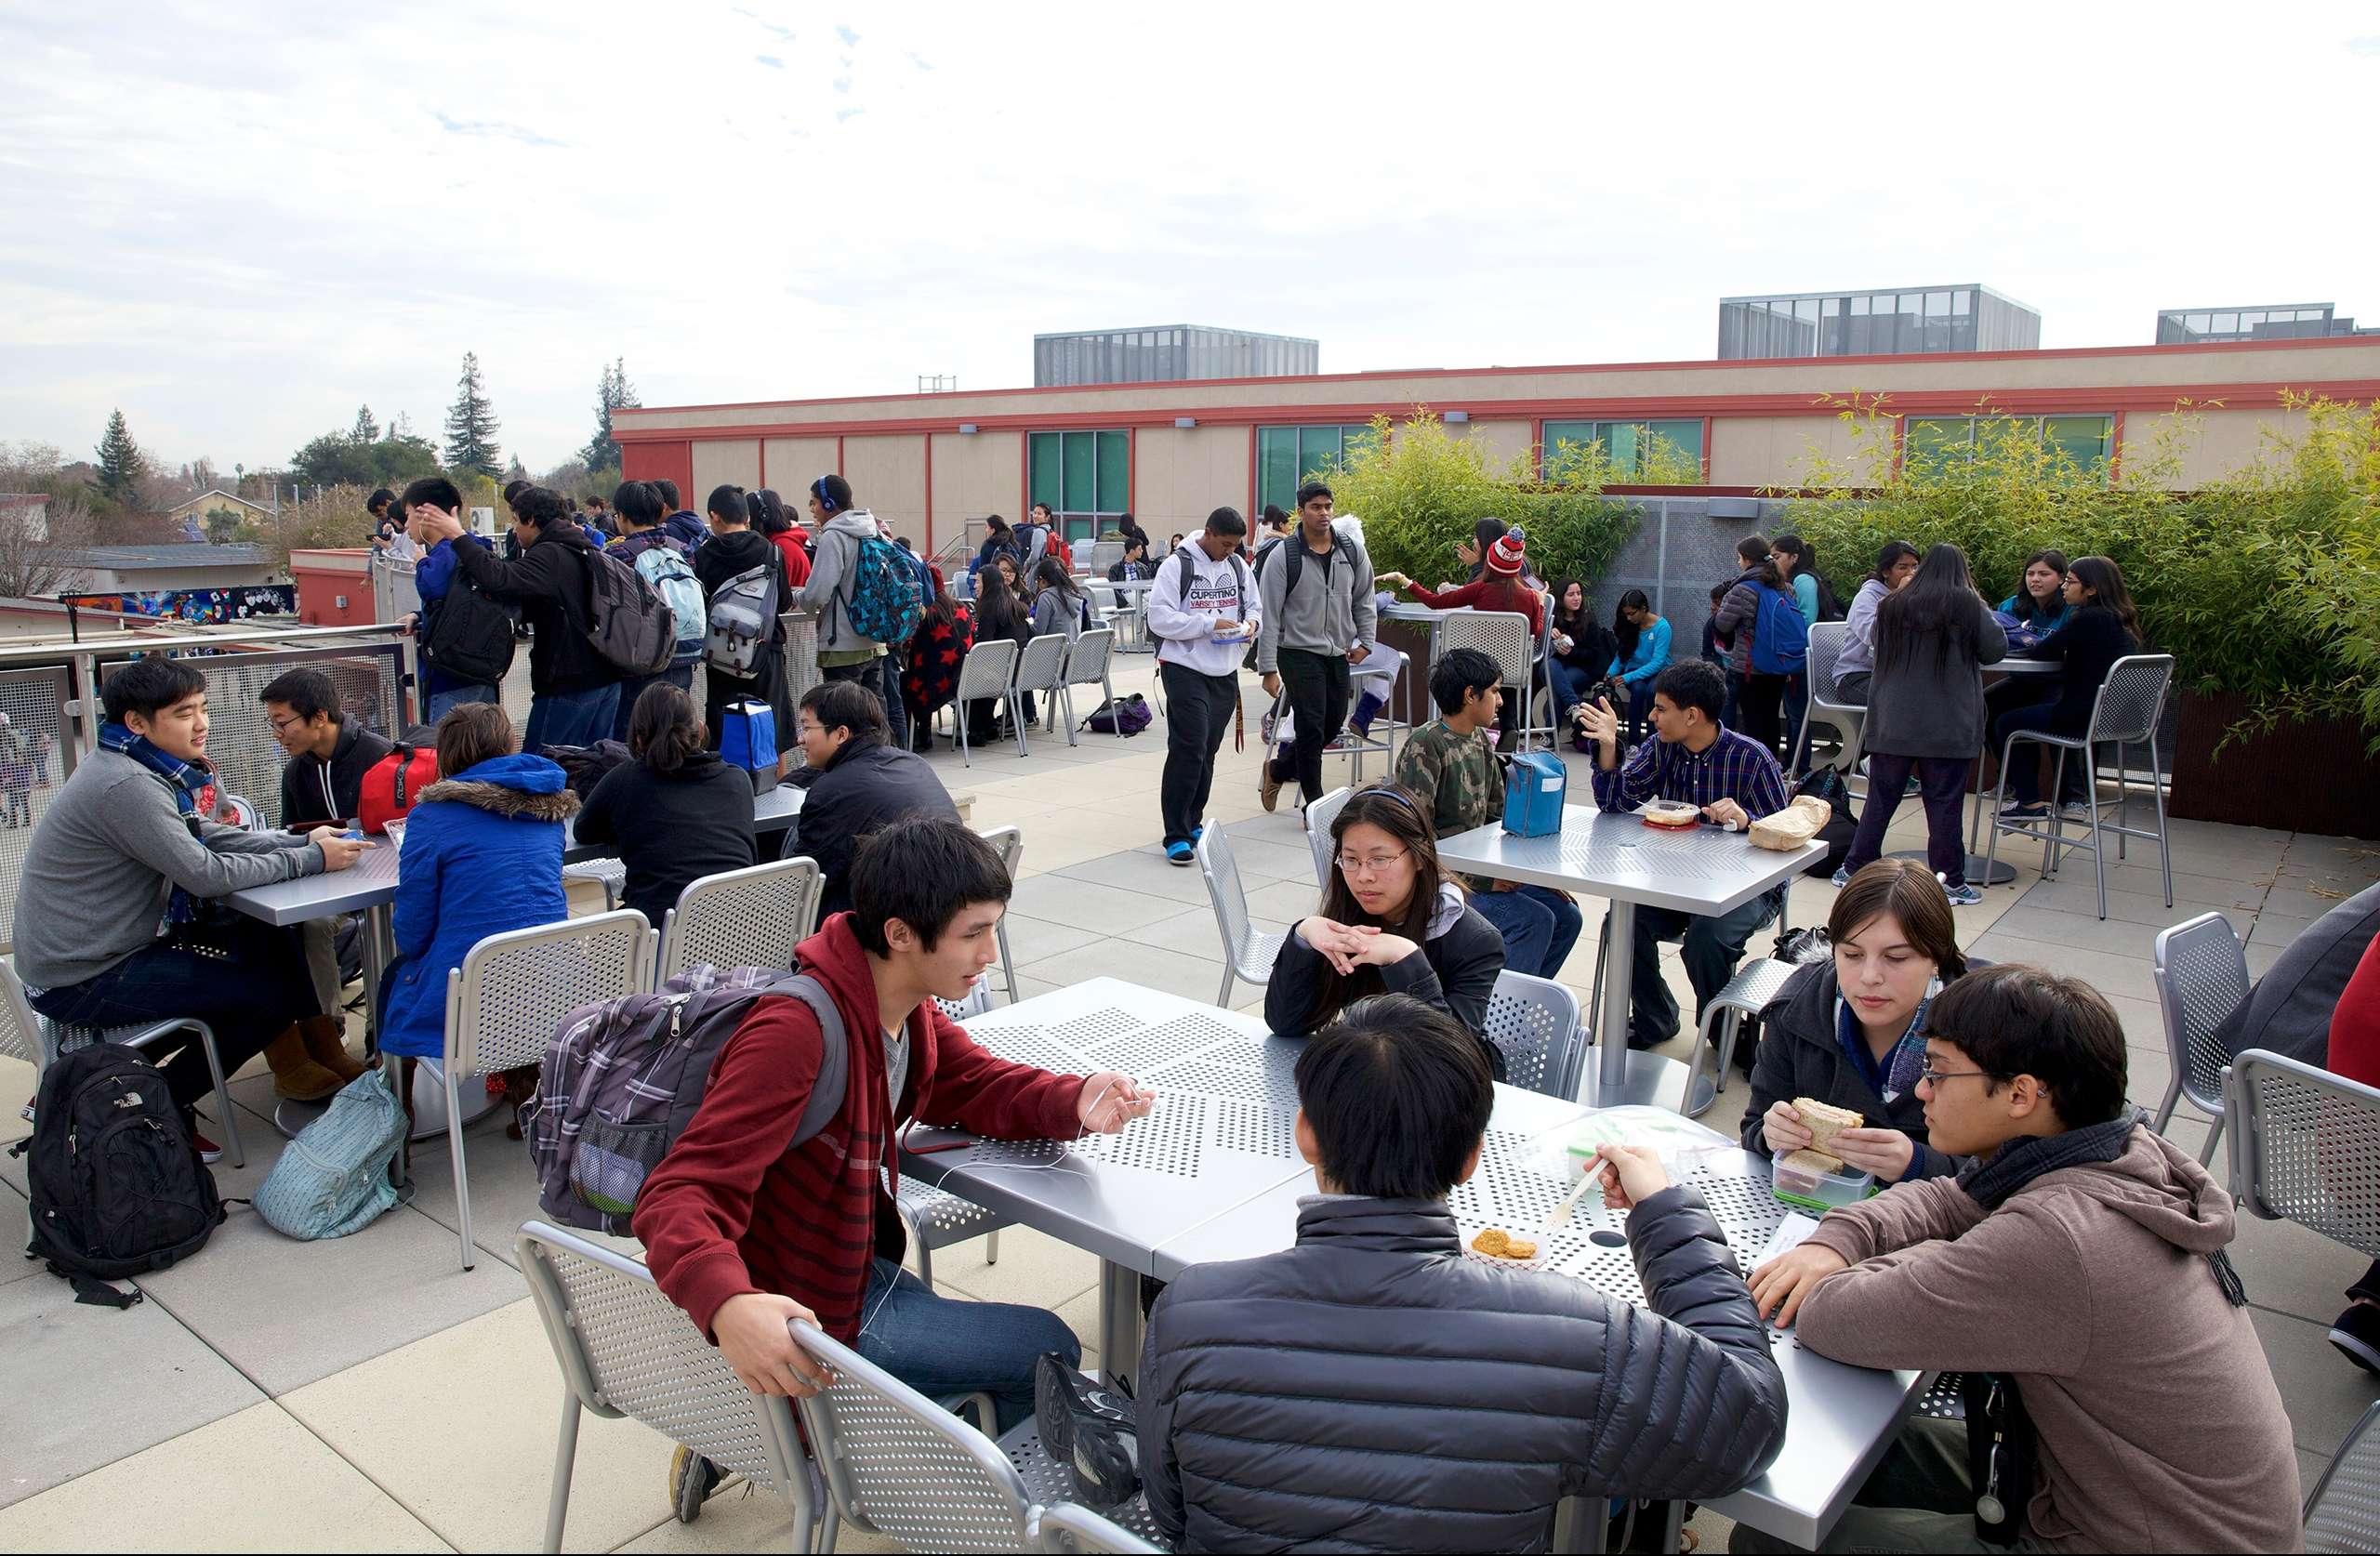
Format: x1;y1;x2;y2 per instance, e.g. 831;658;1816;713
1487;526;1527;577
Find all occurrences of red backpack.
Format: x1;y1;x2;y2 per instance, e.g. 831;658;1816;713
358;741;438;834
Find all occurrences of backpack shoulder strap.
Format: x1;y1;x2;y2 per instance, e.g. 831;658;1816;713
778;973;851;1149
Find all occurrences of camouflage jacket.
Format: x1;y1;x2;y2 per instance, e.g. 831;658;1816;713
1395;719;1505;892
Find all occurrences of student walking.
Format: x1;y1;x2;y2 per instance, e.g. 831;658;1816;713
1255;481;1378;811
692;483;796;768
1146;508;1258;863
794;475;900;744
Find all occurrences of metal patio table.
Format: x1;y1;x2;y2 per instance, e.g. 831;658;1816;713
1436;809;1821;1114
1102;576;1156;653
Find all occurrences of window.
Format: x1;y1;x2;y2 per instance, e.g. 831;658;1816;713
1902;415;2113;469
1027;429;1129;540
1540;419;1704;480
1256;424;1374;513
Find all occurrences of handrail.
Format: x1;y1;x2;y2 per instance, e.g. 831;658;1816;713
0;619;412;665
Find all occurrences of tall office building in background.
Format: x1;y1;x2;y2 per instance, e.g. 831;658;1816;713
1035;325;1319;387
2154;302;2373;344
1717;285;2042;360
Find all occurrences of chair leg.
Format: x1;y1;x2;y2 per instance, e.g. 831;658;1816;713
985;1227;1000;1265
2150;735;2174;908
2040;747;2069;878
1982;735;2014;888
2082;752;2108;920
1713;1010;1741;1097
1010;692;1029;758
2198;1116;2223;1167
447;1065;474;1272
957;704;972;768
1059;684;1079;747
1105;674;1122;740
1682;1004;1722;1119
996;921;1018;1003
544;1391;580;1555
1218;968;1236;1006
190;1021;246;1169
2152;1076;2182;1134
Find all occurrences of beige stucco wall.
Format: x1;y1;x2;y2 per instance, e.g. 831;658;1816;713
1708;415;1871;488
844;434;927;544
760;436;840;493
2121;405;2314;486
691;439;760;497
930;430;1022;553
1456;419;1536;468
1131;426;1255;534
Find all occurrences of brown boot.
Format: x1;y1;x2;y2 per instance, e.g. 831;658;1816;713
299;1014;367;1084
264;1025;343;1101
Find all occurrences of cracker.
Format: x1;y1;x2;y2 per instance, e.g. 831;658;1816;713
1501;1238;1539;1261
1470;1228;1511;1256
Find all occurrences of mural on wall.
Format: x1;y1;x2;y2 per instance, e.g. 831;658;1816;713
64;586;297;624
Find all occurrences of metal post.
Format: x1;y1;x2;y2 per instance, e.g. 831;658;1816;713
1596;900;1636;1098
1097;1259;1144;1396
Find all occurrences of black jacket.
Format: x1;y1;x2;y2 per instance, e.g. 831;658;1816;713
693;528;795;742
1264;890;1505;1054
573;752;758;927
1740;958;1966;1180
780;737;957;916
2030;604;2137;735
451;522;615;694
1139;1193;1788;1553
278;722;394;828
692;529;791;652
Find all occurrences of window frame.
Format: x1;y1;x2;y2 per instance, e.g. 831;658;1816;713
1255;423;1374;514
1540;418;1705;481
1026;429;1131;536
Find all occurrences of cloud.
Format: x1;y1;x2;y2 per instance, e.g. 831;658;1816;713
906;51;932;71
2347;34;2380;54
835;106;866;123
734;7;795;41
836;23;860;46
430;111;563;149
756;53;782;67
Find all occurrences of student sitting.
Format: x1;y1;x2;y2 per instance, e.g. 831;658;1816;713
14;657;368;1154
1027;555;1091;642
1544;576;1619;729
1831;539;1921;706
1606;587;1673;745
1263;784;1505;1071
900;572;975;754
639;818;1155;1517
1744;861;1974;1182
575;683;756;929
1141;994;1787;1552
780;680;957;920
1105;536;1159;582
1395;648;1581;982
966;557;1036;739
1577;660;1791;1048
1991;554;2141;821
1997;547;2074;638
379;703;577;1069
1377;526;1545;749
1741;965;2302;1554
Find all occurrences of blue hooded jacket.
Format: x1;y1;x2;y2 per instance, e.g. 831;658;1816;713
379;753;581;1058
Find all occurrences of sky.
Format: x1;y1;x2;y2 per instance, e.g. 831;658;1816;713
4;2;2378;478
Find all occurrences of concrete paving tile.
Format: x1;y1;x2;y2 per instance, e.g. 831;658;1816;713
284;1298;680;1555
2101;992;2166;1051
2229;1206;2371;1327
1963;930;2160;1003
1243;876;1325;925
992;912;1106;966
1050;849;1213;907
1003;875;1184;934
1988;903;2171;961
1055;1285;1102;1372
613;1488;898;1554
2013;877;2255;930
2124;1043;2176;1114
0;1401;449;1552
932;1222;1101;1312
2249;1306;2380;1457
2247;941;2285;978
1220;835;1324;884
0;1273;265;1507
1117;903;1282;960
2248;912;2316;949
2264;884;2360;923
1024;939;1239;1009
399;1120;643;1272
0;1180;33;1288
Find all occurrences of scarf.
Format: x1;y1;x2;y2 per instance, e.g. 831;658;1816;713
1838;991;1931;1102
99;720;210;927
1960;1106;2247;1307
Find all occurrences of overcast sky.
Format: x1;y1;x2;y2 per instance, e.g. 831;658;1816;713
5;3;2376;477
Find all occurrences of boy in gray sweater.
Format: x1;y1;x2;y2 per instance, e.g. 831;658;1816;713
15;658;367;1149
1255;481;1377;810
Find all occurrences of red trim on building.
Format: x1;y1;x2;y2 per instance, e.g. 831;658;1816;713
922;433;933;551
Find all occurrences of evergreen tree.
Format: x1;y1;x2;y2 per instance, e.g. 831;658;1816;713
442;352;502;477
351;403;379;444
89;408;145;508
581;357;641;473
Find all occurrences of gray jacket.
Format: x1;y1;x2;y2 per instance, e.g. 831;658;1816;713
1255;527;1376;674
12;746;324;989
1741;956;1969;1180
1858;593;2007;760
1139;1193;1788;1553
2215;879;2380;1067
793;508;885;653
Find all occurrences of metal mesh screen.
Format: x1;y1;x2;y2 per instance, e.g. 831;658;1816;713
0;666;74;952
2162;917;2250;1107
2306;1405;2380;1554
2240;1058;2380;1259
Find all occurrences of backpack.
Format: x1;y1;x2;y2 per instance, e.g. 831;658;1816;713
524;965;850;1235
704;562;781;678
1083;693;1154;736
1016;523;1049;574
9;1044;226;1308
846;535;927;646
1282;532;1355;599
357;740;439;835
251;1069;406;1240
580;545;680;677
1751;584;1810;676
634;545;708;666
422;563;517;686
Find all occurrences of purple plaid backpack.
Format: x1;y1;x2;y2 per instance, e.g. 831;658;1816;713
524;964;848;1235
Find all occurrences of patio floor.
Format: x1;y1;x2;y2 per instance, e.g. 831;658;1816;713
4;651;2373;1551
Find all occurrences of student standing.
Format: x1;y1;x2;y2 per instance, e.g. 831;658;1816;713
970;515;1014;582
1146;509;1257;864
654;479;707;553
1771;535;1838;764
1836;543;2005;903
751;489;813;590
1832;540;1921;706
575;683;757;928
1606;587;1673;744
794;475;895;738
1255;481;1377;811
1710;535;1803;757
693;483;797;767
604;479;700;743
1991;555;2141;821
403;477;509;722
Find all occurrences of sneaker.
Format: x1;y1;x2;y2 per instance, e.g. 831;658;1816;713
1997;801;2049;822
2331;1301;2380;1376
1260;764;1283;812
2059;800;2092;819
1943;882;1983;906
1190;824;1205;844
189;1128;223;1165
1164;840;1195;866
1829;865;1852;889
669;1445;722;1523
1259;710;1278;746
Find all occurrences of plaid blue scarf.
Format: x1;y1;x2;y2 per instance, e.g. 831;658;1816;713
99;720;208;927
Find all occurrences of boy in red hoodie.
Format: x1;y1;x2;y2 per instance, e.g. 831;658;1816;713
635;815;1156;1519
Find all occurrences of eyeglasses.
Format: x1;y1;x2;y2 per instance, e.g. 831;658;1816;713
1335;849;1408;877
268;714;306;733
1916;1066;2004;1086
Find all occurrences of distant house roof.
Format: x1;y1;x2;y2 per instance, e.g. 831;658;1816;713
57;544;274;571
0;493;46;508
169;489;271;516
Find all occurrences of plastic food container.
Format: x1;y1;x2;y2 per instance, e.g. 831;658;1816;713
1640;800;1699;829
1770;1153;1876;1212
381;817;407;851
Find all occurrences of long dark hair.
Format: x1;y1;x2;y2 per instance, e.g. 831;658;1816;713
2017;548;2070;612
1465;517;1508;582
2066;555;2143;643
1774;534;1842;619
1874;542;1982;679
629;681;706;773
751;489;792;536
1309;785;1450;1029
1612;587;1650;658
919;563;961;635
1551;577;1591;634
973;565;1029;641
1032;555;1080;600
1868;539;1921;585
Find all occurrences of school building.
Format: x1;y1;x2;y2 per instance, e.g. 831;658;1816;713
612;334;2380;562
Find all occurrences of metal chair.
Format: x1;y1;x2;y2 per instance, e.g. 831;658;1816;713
903;970;1014;1288
2305;1400;2380;1553
1037;1499;1166;1554
220;792;265;830
1055;628;1121;747
1984;653;2175;918
1681;957;1805;1119
951;636;1022;768
433;911;652;1271
2227;1048;2380;1260
980;825;1025;1003
1011;634;1072;757
1483;969;1586;1101
1304;785;1355;889
1435;610;1539;752
1788;621;1867;780
2151;913;2250;1166
656;857;823;982
562;856;627;914
1197;824;1285;1008
0;956;246;1168
791;1324;1154;1555
517;1221;820;1555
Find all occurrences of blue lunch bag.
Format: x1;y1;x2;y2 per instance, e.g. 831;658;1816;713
721;699;779;793
1502;749;1567;837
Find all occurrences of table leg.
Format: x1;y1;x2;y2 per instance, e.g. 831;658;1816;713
1584;898;1701;1112
1097;1259;1144;1396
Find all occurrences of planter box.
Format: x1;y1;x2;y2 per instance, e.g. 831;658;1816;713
2170;689;2379;839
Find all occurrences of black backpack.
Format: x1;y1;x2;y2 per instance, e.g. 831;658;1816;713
424;565;518;686
9;1044;226;1308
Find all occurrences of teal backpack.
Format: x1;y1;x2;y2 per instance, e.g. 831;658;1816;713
253;1069;407;1240
846;534;928;645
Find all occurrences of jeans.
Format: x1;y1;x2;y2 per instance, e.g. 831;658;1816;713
1546;657;1591;725
522;682;622;755
1738;672;1787;755
1723;669;1743;730
1627;887;1782;1047
856;1256;1079;1435
1268;648;1351;804
879;653;909;750
1844;754;1973;887
610;664;694;742
1782;674;1808;768
1992;702;2086;805
1728;1417;2044;1554
425;681;499;724
1622;680;1659;745
28;913;321;1114
1159;662;1240;847
1469;883;1585;981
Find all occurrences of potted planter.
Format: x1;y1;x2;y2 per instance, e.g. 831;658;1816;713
2169;689;2380;838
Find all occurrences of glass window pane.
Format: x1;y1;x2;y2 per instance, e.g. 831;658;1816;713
2042;415;2112;468
1543;420;1596;474
1062;431;1096;512
2213;312;2238;336
1297;427;1338;482
1647;419;1703;471
1604;423;1642;474
1029;433;1063;510
1095;429;1128;514
1908;417;1970;459
1260;427;1299;512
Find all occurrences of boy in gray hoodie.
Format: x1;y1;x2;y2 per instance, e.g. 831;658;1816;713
1255;481;1376;811
795;474;903;748
1145;507;1260;862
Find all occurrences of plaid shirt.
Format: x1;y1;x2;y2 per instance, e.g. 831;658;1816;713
1591;723;1791;820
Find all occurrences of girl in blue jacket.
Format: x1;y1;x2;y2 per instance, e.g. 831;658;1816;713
1605;589;1673;745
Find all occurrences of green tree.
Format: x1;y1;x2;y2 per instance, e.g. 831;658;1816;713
89;409;145;509
582;357;639;474
443;352;502;477
350;403;379;444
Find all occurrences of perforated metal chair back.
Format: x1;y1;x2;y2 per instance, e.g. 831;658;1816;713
1062;627;1116;686
1805;621;1846;703
1014;633;1070;694
935;972;996;1020
1437;610;1535;696
792;1323;1039;1552
955;635;1020;702
981;824;1025;1000
221;793;264;830
2228;1048;2380;1259
658;857;822;982
1305;785;1354;888
1485;969;1586;1100
2155;913;2250;1116
517;1221;814;1553
0;956;47;1069
2305;1400;2380;1553
445;909;652;1079
2088;653;2175;747
1037;1500;1166;1554
1197;824;1284;1003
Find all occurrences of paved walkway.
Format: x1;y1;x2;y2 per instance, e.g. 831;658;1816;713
3;652;2373;1551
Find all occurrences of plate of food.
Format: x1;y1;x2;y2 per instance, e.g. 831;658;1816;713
1462;1224;1552;1271
1639;799;1700;830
